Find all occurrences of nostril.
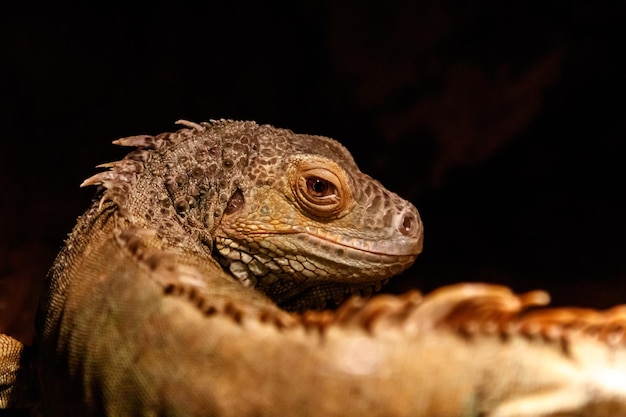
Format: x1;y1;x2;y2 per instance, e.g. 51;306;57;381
399;212;418;237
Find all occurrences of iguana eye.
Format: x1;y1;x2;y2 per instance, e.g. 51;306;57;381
306;177;334;197
293;166;349;217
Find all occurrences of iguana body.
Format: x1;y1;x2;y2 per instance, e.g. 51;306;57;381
2;120;626;416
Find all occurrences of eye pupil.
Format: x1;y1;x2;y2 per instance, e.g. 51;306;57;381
307;177;329;195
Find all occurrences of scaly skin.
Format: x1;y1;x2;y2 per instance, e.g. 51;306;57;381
3;120;626;416
0;334;35;409
81;120;423;310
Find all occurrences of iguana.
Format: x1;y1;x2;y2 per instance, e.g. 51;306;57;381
2;120;626;416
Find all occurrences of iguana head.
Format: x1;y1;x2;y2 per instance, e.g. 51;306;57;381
83;120;423;310
207;121;423;309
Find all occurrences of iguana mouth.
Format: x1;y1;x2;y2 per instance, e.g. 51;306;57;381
238;228;423;260
293;229;423;259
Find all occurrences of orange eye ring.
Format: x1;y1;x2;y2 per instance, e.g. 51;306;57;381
293;166;348;217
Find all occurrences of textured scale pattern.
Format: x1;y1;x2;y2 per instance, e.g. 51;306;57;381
83;119;423;309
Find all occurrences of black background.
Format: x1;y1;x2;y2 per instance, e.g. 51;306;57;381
1;1;625;343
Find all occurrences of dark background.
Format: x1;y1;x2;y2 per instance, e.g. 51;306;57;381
1;2;625;344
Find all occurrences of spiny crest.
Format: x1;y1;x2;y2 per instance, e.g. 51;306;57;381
79;119;248;216
429;284;626;348
300;290;424;333
300;282;626;348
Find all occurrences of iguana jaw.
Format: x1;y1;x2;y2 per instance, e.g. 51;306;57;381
213;217;422;309
214;192;422;293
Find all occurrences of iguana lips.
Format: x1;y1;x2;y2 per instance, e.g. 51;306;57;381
294;230;423;259
234;228;422;260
